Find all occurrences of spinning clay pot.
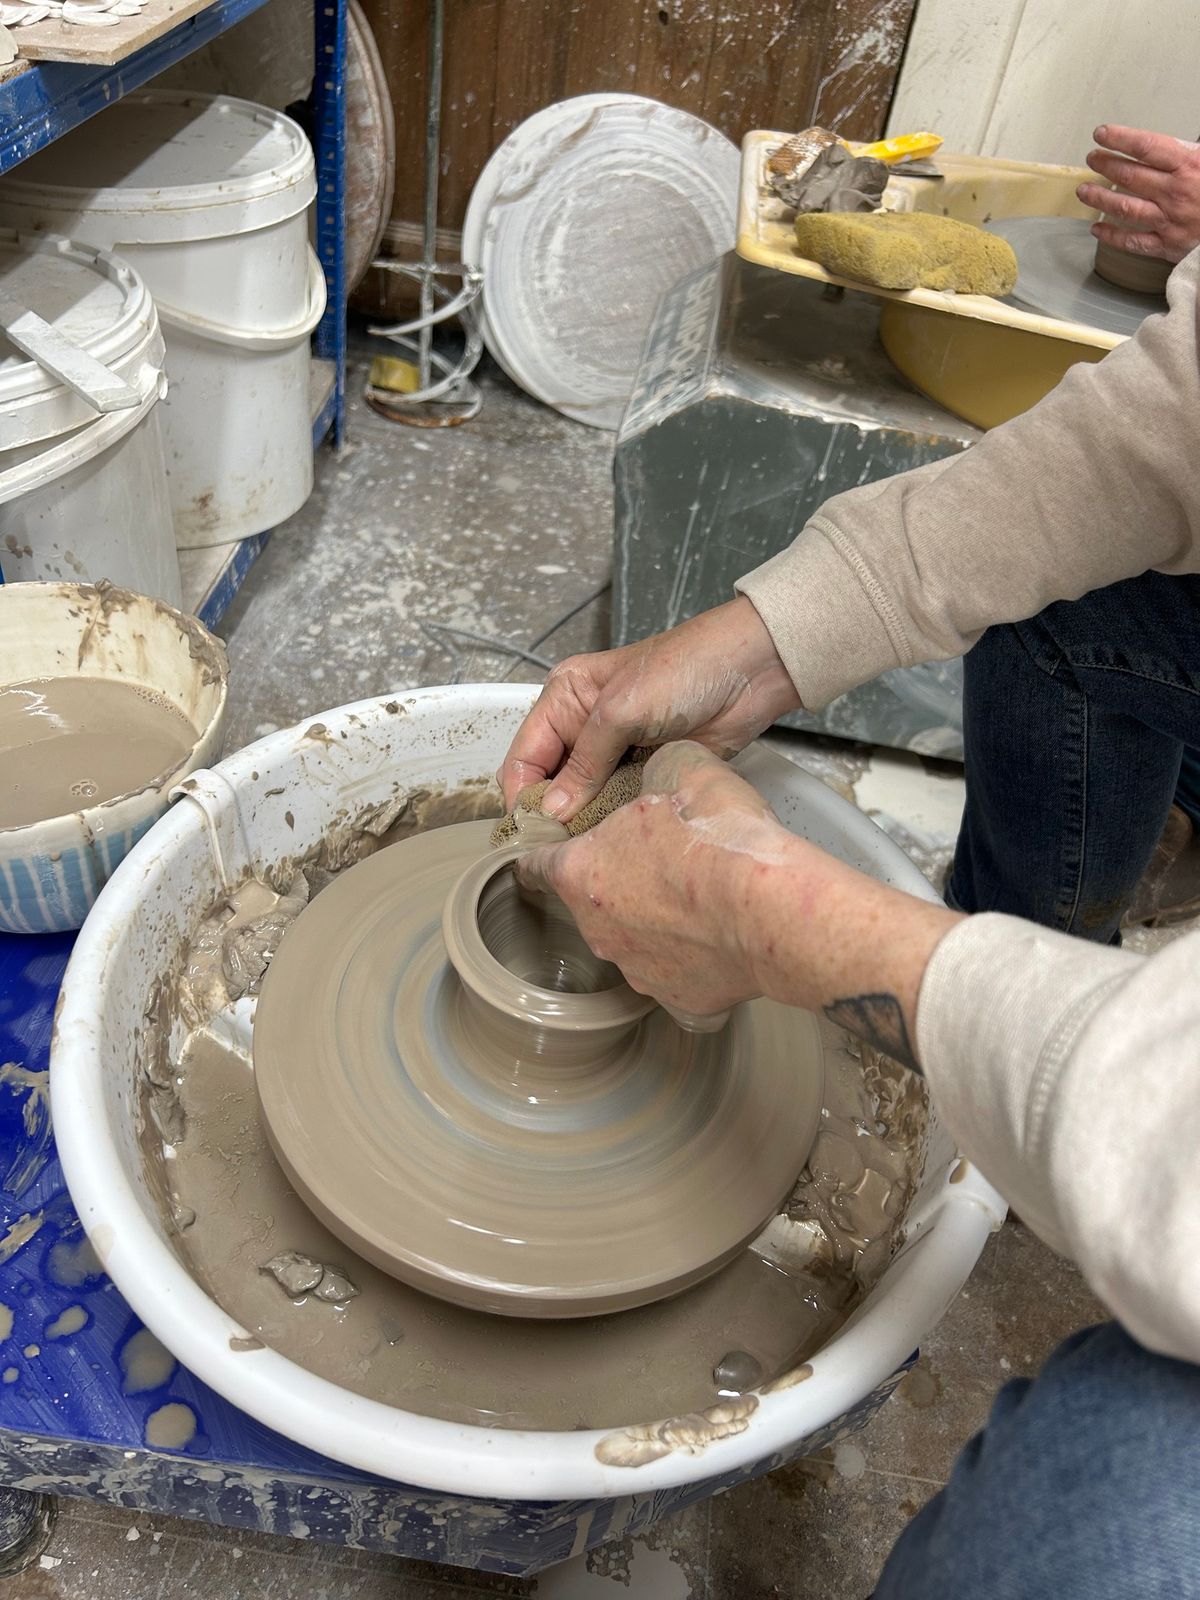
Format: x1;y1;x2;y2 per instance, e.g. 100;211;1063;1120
254;821;825;1318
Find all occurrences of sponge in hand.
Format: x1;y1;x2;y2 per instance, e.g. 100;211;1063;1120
793;210;1018;295
490;749;651;848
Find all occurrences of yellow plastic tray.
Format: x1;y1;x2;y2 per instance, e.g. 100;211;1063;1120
737;133;1118;427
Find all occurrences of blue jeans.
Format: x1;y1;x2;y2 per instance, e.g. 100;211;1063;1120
1178;745;1200;825
946;572;1200;942
875;1324;1200;1599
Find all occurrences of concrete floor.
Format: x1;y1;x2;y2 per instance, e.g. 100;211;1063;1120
10;347;1189;1599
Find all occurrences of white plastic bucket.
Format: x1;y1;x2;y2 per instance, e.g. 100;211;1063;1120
52;686;1006;1507
0;92;323;550
0;580;228;933
0;233;177;604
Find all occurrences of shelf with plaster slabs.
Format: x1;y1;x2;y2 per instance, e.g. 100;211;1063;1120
0;0;272;157
2;0;245;70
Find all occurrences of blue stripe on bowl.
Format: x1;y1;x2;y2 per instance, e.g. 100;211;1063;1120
0;808;165;934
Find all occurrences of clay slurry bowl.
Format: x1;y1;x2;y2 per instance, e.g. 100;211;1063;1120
253;819;824;1318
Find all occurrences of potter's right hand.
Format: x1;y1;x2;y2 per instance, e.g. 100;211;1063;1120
498;598;801;821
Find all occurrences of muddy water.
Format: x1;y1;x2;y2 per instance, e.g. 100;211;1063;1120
0;676;196;829
165;1017;912;1430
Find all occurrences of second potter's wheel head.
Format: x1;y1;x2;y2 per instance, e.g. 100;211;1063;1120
253;819;824;1318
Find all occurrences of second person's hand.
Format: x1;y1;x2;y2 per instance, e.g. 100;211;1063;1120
498;597;801;821
1077;124;1200;263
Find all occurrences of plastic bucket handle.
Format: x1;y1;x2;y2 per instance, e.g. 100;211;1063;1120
153;246;327;352
0;360;164;508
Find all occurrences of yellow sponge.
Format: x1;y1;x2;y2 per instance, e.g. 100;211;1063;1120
490;749;651;848
793;211;1017;295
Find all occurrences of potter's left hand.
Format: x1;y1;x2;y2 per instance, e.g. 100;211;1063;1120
515;741;963;1061
1077;125;1200;262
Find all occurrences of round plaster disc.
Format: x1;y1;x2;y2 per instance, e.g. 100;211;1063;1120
461;93;739;430
987;216;1164;337
254;820;823;1318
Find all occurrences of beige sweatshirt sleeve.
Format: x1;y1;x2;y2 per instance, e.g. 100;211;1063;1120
736;249;1200;710
917;917;1200;1366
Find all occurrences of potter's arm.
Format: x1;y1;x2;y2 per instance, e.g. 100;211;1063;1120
760;843;1200;1373
519;744;1200;1373
758;864;1200;1369
683;815;1200;1373
792;881;1200;1371
736;250;1200;712
915;916;1200;1368
501;255;1200;821
736;834;1200;1373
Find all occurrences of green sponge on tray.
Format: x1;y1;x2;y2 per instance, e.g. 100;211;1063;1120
793;211;1018;295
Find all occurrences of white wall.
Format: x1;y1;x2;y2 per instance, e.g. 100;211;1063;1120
887;0;1199;164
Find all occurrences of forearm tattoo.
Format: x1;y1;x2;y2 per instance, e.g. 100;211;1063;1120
822;992;921;1075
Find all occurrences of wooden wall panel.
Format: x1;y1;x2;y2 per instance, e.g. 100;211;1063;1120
359;0;916;249
812;0;916;134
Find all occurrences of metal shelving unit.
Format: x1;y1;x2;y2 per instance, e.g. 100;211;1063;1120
0;0;348;626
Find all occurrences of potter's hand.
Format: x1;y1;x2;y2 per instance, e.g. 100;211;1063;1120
1077;125;1200;262
497;598;800;821
515;741;963;1065
515;742;788;1013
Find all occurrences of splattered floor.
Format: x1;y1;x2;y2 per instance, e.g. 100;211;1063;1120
7;347;1193;1600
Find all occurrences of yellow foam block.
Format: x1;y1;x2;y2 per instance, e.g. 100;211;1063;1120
793;211;1018;295
367;355;421;395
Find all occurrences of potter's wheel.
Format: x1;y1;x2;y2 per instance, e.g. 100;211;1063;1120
987;216;1164;337
254;820;824;1318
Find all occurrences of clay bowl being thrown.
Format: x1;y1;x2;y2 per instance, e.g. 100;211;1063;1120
1092;190;1171;297
1093;237;1171;295
253;819;824;1319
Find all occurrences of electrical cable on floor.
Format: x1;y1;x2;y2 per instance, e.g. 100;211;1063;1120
420;580;612;688
421;620;554;673
499;580;612;681
420;622;466;686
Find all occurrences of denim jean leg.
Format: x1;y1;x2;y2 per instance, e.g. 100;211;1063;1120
873;1323;1200;1600
946;619;1184;943
1176;746;1200;828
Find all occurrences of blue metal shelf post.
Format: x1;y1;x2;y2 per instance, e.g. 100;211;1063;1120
312;0;347;447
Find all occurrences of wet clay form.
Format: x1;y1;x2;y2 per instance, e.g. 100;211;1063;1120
1092;237;1171;297
254;819;824;1318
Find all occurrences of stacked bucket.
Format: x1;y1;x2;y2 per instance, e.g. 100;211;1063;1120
0;91;323;601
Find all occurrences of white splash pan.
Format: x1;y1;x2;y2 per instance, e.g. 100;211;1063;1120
51;685;1005;1500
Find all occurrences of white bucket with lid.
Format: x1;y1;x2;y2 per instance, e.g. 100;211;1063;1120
0;231;178;605
0;92;325;550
